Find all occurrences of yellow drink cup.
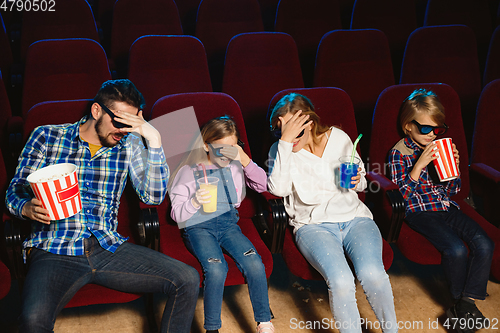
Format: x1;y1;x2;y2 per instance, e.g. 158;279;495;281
197;177;219;213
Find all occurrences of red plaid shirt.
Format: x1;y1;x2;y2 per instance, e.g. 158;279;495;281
388;137;461;215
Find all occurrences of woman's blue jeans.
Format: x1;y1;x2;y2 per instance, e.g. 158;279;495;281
295;217;398;333
183;209;271;330
405;206;494;300
19;236;200;333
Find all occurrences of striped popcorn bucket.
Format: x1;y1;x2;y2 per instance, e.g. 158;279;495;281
432;138;459;182
27;163;82;220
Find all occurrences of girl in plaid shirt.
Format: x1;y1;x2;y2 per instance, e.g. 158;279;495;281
389;89;494;333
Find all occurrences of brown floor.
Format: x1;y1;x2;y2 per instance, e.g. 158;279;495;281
1;245;499;333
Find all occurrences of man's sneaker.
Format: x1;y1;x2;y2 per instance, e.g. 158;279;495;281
447;299;486;332
256;322;275;333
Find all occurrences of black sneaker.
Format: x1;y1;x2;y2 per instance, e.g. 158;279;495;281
446;303;476;333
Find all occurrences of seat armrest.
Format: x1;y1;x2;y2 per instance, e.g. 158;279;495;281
268;198;288;254
245;190;273;251
470;163;500;183
366;172;405;243
137;205;160;251
4;218;28;280
8;115;23;159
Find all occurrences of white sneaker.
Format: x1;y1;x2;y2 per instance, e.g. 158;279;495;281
256;322;275;333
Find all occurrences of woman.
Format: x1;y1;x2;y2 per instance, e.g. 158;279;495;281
267;93;398;333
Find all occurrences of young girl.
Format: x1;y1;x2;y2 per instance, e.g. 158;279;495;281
388;89;494;332
267;93;398;333
169;116;274;333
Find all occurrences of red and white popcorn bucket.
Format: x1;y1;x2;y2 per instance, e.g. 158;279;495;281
432;138;459;182
27;163;82;220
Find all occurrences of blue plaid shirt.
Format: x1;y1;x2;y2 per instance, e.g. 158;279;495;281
388;137;460;215
6;116;169;260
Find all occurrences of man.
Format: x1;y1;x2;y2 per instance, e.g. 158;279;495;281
6;79;199;333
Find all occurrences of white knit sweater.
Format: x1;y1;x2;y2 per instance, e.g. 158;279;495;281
267;127;373;233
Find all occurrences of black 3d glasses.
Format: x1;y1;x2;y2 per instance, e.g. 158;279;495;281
411;120;448;135
97;102;132;129
270;128;305;139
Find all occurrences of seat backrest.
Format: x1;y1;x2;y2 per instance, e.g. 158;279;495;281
110;0;183;75
23;99;92;142
196;0;264;62
483;25;500;86
370;83;470;200
20;0;99;62
471;78;500;170
424;0;492;66
275;0;342;48
314;29;395;154
175;0;202;35
128;35;212;120
274;0;342;86
275;0;341;57
21;39;111;118
400;25;482;147
150;92;251;173
350;0;417;81
222;32;303;163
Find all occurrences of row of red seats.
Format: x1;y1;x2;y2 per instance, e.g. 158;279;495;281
1;0;500;86
1;24;496;163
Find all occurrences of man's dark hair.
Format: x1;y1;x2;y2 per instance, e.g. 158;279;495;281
92;79;145;115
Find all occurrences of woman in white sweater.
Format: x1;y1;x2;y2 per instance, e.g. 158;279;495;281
267;93;398;333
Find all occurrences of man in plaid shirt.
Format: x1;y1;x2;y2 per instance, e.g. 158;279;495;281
6;80;199;333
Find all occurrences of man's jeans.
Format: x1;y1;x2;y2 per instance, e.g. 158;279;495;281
19;235;200;333
183;209;271;330
295;217;398;333
405;206;494;300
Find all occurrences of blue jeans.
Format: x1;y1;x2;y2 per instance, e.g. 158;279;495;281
295;217;398;333
20;236;200;333
183;209;271;330
405;206;494;300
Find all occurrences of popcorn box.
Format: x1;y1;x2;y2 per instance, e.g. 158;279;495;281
27;163;82;220
432;138;459;182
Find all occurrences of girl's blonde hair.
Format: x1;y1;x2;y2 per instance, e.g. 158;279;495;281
269;93;330;145
399;89;446;135
169;116;240;188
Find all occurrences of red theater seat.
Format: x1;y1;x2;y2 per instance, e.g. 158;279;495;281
350;0;418;82
400;25;482;150
274;0;342;86
470;79;500;227
21;39;111;119
149;92;273;286
222;32;304;165
266;87;394;280
314;29;395;157
110;0;183;77
128;35;212;120
195;0;264;91
20;0;99;62
369;83;500;281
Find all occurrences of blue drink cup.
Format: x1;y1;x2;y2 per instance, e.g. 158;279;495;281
339;156;361;189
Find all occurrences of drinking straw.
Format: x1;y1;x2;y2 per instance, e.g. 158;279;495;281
350;134;363;164
199;163;208;183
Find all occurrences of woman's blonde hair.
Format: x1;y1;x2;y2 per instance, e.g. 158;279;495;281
399;89;446;135
269;93;330;145
168;116;240;188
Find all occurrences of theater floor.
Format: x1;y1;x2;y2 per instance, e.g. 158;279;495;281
1;244;499;333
